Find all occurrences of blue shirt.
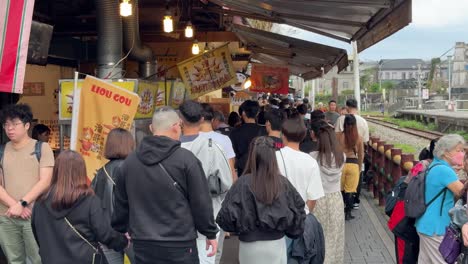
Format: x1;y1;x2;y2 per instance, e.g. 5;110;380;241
415;158;458;236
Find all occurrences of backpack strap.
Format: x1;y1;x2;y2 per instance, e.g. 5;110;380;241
0;144;4;167
33;141;43;162
424;163;447;215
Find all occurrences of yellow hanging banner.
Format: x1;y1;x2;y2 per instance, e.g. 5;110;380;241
72;76;140;180
178;44;236;99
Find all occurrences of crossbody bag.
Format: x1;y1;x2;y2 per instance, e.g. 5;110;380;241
64;217;104;264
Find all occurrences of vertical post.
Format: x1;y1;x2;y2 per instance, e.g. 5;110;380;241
448;55;452;102
352;41;361;110
311;79;316;110
417;63;422;109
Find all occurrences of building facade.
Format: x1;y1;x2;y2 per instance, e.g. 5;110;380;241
452;42;468;91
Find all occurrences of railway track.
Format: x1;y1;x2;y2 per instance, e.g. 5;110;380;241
365;116;444;140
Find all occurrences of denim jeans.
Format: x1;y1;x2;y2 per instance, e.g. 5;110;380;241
0;216;41;264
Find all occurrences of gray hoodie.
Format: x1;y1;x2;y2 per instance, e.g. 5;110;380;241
310;151;345;194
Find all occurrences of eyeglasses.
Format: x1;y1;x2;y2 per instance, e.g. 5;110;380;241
2;122;24;129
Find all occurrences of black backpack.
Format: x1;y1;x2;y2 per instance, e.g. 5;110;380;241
385;176;408;217
404;164;446;219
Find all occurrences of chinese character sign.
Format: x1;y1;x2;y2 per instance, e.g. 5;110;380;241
72;76;140;180
250;64;289;95
177;44;236;99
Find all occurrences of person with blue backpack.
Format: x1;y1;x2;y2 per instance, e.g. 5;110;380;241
414;134;465;263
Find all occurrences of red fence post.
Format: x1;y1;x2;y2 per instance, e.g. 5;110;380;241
384;144;394;196
401;154;415;179
371;138;380;199
391;149;402;186
377;140;386;206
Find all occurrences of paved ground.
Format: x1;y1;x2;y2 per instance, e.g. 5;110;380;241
220;191;395;264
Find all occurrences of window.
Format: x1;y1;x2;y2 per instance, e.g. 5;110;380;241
343;82;349;89
392;72;397;80
409;72;413;79
402;72;406;80
385;72;390;79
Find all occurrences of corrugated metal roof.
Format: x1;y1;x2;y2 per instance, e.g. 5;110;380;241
207;0;412;52
379;59;428;70
231;24;348;80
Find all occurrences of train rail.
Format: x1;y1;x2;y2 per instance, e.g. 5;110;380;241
365;116;444;140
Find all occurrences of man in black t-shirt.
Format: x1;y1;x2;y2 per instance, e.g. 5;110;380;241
229;100;266;176
265;108;286;149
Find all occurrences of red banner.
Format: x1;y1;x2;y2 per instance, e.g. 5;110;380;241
0;0;35;94
250;64;289;94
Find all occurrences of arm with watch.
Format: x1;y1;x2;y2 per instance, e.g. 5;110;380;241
6;166;53;219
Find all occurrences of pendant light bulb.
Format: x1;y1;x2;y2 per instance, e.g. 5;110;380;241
204;42;209;53
185;22;194;38
243;79;252;89
120;0;132;17
192;40;200;55
163;15;173;33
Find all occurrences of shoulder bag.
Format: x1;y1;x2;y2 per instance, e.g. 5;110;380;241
64;217;105;264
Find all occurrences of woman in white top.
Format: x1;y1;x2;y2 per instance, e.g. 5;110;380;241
310;123;346;264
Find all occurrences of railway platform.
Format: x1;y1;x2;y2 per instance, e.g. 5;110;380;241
397;109;468;131
219;191;396;264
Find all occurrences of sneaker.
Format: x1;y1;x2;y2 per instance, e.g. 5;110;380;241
353;203;359;209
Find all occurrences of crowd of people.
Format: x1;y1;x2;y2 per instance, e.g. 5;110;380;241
0;96;466;264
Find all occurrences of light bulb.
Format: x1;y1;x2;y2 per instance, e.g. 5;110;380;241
192;41;200;55
243;79;252;89
120;0;132;17
185;22;194;38
204;42;209;53
163;16;173;33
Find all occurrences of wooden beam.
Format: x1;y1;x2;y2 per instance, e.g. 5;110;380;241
195;7;283;23
141;31;239;43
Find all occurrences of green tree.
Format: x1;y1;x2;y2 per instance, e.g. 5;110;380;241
369;83;380;92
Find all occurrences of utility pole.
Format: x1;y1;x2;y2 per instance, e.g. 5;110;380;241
448;55;452;102
352;41;361;111
417;63;422;109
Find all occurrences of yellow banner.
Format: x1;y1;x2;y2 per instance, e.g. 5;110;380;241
59;80;136;120
178;44;236;99
170;80;186;108
74;76;140;179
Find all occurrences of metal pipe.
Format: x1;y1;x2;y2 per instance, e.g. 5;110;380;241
95;0;123;78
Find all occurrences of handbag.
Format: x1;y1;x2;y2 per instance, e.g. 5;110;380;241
439;224;462;264
64;217;105;264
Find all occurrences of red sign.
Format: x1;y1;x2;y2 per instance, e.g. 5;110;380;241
250;64;289;94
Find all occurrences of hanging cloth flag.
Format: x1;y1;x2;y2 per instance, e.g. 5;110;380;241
0;0;35;94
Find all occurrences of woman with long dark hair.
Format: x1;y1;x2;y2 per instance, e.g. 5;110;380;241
32;150;128;264
310;124;345;263
217;136;305;264
91;128;135;263
336;115;364;220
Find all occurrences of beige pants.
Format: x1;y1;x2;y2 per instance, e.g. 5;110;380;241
417;232;446;264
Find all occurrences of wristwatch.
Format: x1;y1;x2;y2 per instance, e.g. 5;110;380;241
19;199;28;207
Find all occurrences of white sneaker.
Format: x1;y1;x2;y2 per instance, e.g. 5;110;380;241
353;203;359;209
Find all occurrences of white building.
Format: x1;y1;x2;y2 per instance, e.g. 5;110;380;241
379;59;430;81
452;42;468;90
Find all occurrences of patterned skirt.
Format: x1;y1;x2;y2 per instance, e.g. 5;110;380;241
314;191;345;264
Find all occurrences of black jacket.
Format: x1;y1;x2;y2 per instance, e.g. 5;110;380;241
112;135;218;244
216;174;305;242
91;159;123;221
290;214;325;264
32;194;127;264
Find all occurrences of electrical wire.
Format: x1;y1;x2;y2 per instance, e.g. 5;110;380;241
104;32;135;79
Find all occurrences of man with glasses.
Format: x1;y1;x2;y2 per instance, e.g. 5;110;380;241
0;104;54;264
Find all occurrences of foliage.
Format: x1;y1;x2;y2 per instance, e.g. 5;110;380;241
369;83;380;93
341;89;355;95
384;117;437;131
393;143;417;154
382;81;395;90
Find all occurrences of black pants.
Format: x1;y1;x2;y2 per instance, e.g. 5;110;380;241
133;240;199;264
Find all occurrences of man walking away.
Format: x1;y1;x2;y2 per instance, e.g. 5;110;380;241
230;100;266;176
0;104;54;264
265;109;286;149
178;101;233;264
325;100;340;127
112;106;218;264
212;111;232;136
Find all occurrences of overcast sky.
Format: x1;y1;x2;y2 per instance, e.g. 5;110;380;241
281;0;468;61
